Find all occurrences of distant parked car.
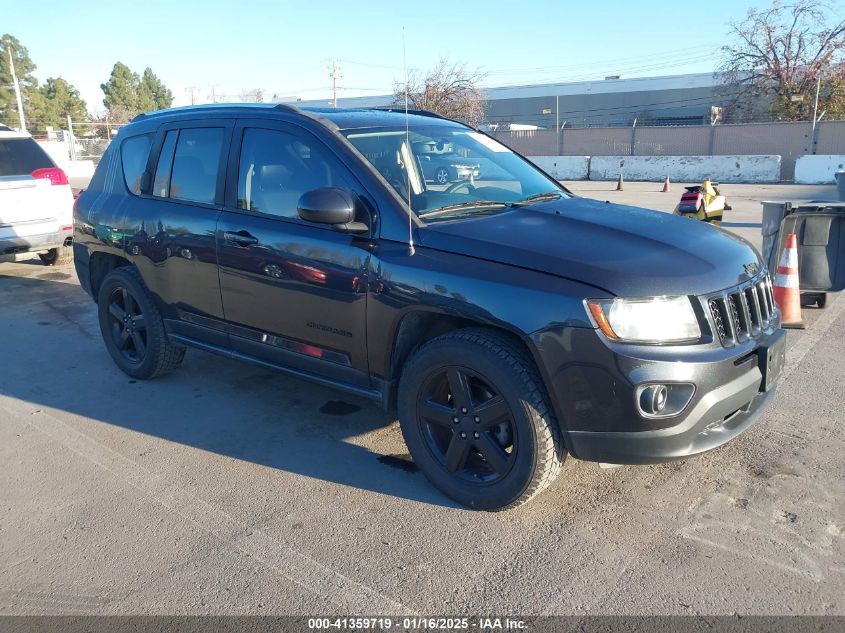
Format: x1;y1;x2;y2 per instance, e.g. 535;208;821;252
0;125;74;265
414;140;480;184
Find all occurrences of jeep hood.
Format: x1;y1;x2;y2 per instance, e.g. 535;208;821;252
418;198;763;297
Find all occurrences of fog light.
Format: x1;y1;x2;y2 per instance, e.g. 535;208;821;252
640;384;668;415
635;383;696;419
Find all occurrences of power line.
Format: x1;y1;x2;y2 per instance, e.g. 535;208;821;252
482;44;720;76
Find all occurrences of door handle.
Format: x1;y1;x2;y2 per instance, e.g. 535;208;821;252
224;230;259;246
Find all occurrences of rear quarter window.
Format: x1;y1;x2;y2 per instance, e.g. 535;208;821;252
0;137;55;176
121;134;154;195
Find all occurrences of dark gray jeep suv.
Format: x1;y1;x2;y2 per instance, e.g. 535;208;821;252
74;104;784;510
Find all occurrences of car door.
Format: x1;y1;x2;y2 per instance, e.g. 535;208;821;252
126;122;231;345
217;120;373;386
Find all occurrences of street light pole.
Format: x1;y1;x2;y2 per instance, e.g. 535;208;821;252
8;46;26;131
811;73;822;155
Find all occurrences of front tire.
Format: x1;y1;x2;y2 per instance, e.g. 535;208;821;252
96;267;185;379
398;328;565;510
39;245;73;266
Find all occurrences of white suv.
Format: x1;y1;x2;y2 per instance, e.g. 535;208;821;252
0;125;74;265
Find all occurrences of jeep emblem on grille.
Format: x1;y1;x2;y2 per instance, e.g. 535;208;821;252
743;262;759;276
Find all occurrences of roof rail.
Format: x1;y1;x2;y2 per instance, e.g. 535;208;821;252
372;107;452;121
131;102;289;123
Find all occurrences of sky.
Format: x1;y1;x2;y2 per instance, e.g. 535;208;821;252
5;0;832;114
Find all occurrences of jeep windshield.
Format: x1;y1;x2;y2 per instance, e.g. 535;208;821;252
342;124;570;221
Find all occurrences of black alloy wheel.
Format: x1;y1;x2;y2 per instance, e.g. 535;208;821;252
106;286;148;364
417;366;516;484
398;328;565;511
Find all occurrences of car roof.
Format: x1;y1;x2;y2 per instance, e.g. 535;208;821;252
0;129;33;139
130;103;466;132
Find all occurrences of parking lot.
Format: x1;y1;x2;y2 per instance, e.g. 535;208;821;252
1;182;843;616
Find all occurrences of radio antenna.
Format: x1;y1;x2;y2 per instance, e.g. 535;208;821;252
403;27;415;256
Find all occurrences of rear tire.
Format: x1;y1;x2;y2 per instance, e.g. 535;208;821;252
398;328;565;511
39;245;73;266
96;267;185;379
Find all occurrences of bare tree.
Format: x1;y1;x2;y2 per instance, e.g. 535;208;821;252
720;0;845;121
240;88;264;103
393;59;487;127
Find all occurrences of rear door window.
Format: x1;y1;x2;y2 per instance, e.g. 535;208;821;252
0;137;54;177
121;134;153;195
168;128;225;204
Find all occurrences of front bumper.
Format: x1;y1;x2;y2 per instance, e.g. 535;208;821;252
0;230;69;261
531;323;784;465
565;365;777;464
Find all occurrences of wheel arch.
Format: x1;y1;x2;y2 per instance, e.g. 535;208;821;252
88;251;133;300
383;308;552;413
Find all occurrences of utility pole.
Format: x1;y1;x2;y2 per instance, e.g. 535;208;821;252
185;86;201;105
209;84;221;104
810;72;823;154
328;59;342;108
8;46;26;130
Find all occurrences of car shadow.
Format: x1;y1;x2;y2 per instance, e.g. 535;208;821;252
0;272;460;509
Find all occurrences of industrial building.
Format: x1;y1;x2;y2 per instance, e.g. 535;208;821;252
292;72;735;129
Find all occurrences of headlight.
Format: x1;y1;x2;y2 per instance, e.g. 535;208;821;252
585;296;701;343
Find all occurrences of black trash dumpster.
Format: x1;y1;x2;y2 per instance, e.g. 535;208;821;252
773;202;845;307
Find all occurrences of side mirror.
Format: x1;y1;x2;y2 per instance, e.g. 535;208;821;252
297;187;368;234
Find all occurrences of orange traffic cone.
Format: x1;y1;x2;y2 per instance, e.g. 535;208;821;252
773;233;805;329
615;174;624;191
661;176;671;192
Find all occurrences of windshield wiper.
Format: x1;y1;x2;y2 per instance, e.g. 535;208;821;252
419;200;509;219
512;191;563;206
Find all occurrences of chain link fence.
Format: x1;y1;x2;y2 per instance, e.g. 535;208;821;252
68;121;127;163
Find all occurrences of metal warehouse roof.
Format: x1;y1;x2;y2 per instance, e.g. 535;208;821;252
290;72;723;109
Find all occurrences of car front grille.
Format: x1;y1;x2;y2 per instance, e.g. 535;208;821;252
708;275;776;347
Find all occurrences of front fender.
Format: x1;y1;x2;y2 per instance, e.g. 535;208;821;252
366;241;601;381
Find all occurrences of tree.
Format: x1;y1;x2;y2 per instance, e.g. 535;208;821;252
393;59;487;127
101;62;173;122
35;77;88;129
0;34;40;128
101;62;143;121
240;88;264;103
720;0;845;121
141;67;173;110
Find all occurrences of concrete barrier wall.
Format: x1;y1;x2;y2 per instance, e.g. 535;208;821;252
794;155;845;184
588;155;781;183
528;156;590;180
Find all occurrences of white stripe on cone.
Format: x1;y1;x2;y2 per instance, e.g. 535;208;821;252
779;244;798;269
775;273;800;288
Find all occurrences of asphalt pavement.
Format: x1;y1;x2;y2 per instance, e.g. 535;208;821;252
0;184;843;616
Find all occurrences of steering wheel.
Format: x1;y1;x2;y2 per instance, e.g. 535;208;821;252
445;180;476;194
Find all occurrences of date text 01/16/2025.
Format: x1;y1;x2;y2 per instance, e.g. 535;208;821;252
307;617;527;630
